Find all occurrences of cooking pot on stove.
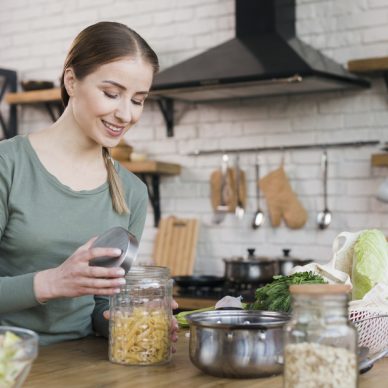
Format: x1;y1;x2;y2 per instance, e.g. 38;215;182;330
276;249;313;276
223;248;278;284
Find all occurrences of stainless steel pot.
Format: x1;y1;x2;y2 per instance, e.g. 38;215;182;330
223;248;278;283
186;310;290;378
276;249;313;276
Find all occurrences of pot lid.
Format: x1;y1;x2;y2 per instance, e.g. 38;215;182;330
276;249;313;263
246;248;271;261
186;310;290;329
223;248;272;262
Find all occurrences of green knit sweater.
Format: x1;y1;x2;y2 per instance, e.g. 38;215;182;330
0;135;148;345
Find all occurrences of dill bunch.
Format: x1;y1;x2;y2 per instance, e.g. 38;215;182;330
247;271;326;312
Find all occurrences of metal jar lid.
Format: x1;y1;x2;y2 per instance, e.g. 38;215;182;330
89;226;139;273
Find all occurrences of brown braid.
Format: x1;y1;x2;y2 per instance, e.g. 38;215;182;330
102;147;129;214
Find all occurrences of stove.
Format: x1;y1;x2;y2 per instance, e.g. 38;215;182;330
174;280;267;304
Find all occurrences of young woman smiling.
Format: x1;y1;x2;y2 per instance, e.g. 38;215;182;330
0;21;178;346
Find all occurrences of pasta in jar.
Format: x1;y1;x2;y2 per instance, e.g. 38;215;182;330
109;307;171;365
108;266;173;366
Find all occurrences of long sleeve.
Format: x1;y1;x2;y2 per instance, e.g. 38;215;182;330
0;273;40;313
0;153;40;313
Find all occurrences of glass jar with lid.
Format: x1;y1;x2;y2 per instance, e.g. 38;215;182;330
283;284;358;388
109;266;173;366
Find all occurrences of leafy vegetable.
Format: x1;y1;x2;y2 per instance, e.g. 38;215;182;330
352;229;388;300
247;271;326;312
175;307;215;328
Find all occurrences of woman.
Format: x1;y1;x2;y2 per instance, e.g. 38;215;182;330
0;21;176;346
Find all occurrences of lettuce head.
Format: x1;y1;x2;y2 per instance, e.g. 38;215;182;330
352;229;388;300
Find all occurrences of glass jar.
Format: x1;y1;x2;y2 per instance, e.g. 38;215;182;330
109;266;173;366
283;284;358;388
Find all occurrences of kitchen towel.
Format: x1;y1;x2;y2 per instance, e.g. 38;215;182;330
259;166;308;229
210;167;247;212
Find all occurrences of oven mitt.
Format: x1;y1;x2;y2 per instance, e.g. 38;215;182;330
259;167;308;229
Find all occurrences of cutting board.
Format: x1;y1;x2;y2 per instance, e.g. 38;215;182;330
153;216;199;276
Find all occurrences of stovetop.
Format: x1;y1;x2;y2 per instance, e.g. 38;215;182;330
174;281;266;303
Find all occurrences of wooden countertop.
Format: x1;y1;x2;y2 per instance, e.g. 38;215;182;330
24;332;388;388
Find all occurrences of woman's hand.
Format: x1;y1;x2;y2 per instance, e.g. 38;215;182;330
103;299;180;351
34;237;126;302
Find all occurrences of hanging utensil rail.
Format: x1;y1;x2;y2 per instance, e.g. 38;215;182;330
188;140;380;156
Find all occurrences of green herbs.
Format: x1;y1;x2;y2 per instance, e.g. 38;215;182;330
247;271;326;312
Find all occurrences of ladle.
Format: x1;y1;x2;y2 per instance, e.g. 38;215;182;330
317;150;332;229
252;156;265;229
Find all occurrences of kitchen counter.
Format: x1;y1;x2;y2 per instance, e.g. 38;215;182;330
24;332;388;387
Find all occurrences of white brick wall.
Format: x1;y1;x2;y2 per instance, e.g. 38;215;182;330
1;0;388;275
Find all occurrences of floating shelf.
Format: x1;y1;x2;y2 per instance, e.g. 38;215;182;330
348;56;388;73
371;153;388;167
120;160;181;227
5;88;61;104
6;88;175;136
120;160;181;175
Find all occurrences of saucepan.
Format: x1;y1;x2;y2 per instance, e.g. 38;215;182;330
223;248;278;283
186;310;290;378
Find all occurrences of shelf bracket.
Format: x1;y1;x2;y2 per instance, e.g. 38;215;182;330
138;173;161;227
0;69;17;139
156;97;174;137
44;101;63;122
383;73;388;90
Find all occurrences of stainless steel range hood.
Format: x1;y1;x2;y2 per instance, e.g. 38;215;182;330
151;0;370;102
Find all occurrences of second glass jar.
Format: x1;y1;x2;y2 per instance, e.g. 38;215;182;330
283;284;358;388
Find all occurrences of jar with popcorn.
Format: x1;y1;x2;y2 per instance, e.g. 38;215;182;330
283;284;358;388
109;266;172;365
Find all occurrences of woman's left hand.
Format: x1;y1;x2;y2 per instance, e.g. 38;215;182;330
103;299;180;352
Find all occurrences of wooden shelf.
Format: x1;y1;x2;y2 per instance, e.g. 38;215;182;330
371;153;388;167
120;160;181;175
348;56;388;73
5;88;175;136
6;88;61;104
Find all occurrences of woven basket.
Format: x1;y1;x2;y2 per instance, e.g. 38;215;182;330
349;309;388;354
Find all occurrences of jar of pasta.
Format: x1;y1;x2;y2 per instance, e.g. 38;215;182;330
109;266;173;366
283;284;358;388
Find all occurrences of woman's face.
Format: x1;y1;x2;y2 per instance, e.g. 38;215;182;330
65;56;154;148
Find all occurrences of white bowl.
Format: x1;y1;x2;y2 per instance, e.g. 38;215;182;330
0;326;39;388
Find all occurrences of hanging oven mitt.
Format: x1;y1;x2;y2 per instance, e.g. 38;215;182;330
259;166;308;229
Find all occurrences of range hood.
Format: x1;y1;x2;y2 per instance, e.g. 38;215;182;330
151;0;370;102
